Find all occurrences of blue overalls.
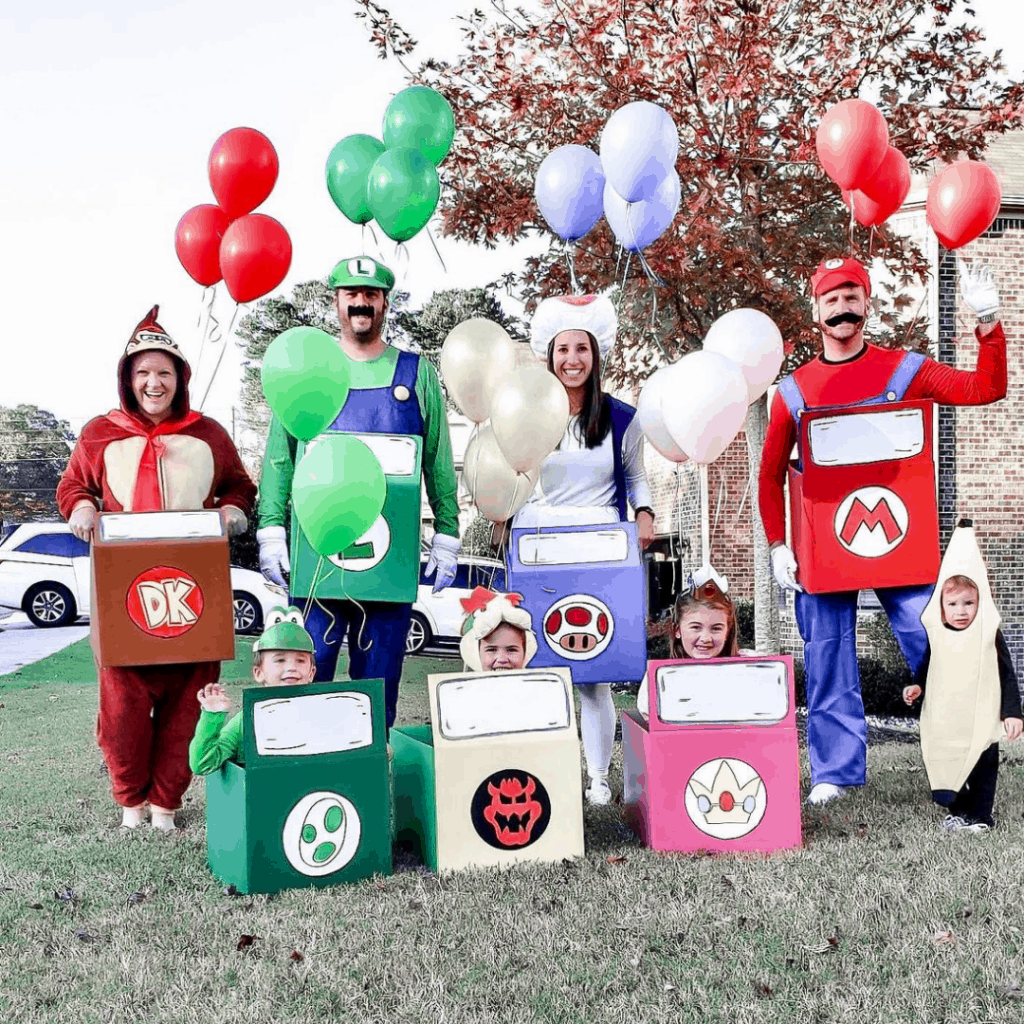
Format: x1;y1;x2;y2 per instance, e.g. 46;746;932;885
778;352;934;787
291;350;424;730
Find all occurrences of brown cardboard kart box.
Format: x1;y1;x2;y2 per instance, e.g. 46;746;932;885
91;511;235;667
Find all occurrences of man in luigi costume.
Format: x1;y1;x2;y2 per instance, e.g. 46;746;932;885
256;256;461;729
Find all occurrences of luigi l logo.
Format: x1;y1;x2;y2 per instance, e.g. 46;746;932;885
126;566;204;637
833;487;908;558
471;769;551;850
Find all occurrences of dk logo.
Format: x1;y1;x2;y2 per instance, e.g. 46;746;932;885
126;566;204;637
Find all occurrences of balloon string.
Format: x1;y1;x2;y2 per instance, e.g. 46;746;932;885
848;198;857;255
614;242;624;287
193;285;218;390
616;252;633;318
565;239;580;294
198;301;242;412
868;225;876;260
426;226;448;273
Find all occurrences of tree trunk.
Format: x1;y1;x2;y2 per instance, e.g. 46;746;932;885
745;394;779;653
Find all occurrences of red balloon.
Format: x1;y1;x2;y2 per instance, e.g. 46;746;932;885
219;214;292;303
816;100;889;191
926;160;1002;250
175;204;230;286
842;147;911;227
208;127;279;221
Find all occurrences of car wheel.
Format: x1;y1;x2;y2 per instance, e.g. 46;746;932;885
406;612;432;655
233;592;263;635
24;582;77;628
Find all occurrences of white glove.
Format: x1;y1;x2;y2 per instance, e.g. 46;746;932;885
257;525;290;588
771;544;803;593
68;502;97;543
219;505;248;538
959;258;999;318
424;533;460;593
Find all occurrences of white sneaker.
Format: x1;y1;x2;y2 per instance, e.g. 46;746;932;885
585;777;613;806
149;806;177;832
120;804;148;829
806;783;845;806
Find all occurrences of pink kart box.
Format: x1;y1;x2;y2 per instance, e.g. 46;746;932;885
622;656;802;854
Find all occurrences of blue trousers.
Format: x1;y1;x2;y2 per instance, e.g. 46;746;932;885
292;597;413;731
795;584;932;786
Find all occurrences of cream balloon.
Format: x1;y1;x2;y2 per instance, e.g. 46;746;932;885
703;308;785;404
489;365;570;474
637;366;688;463
439;318;518;423
462;425;539;522
662;351;749;464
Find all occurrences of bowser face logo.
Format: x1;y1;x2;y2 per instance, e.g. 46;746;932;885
834;486;909;558
685;758;767;840
471;769;551;850
281;791;362;877
126;566;204;638
542;594;614;661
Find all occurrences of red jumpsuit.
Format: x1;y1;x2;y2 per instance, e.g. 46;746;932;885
57;345;255;810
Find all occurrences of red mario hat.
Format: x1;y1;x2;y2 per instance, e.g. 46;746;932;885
811;257;871;298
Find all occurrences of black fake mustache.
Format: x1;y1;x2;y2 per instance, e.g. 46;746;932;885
824;311;864;327
348;306;375;319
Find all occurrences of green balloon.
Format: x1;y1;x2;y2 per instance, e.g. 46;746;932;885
261;327;349;442
292;436;386;557
365;148;440;243
383;86;455;166
325;134;386;224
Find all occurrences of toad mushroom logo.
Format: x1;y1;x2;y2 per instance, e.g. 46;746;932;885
471;769;551;850
542;593;614;661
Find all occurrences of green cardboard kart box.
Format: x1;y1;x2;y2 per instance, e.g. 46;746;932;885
204;679;392;894
290;432;422;603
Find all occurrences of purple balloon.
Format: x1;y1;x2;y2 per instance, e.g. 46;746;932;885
603;171;681;251
535;145;606;241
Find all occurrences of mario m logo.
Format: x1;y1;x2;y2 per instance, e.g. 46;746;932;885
126;566;205;638
834;487;909;558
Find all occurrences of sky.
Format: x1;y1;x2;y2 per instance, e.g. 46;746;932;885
2;0;1023;438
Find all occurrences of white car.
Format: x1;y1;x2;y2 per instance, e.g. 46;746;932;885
0;522;288;634
407;554;507;654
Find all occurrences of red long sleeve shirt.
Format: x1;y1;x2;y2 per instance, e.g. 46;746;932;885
757;325;1007;548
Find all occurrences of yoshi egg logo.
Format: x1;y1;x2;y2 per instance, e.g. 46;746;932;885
542;593;614;661
281;791;361;877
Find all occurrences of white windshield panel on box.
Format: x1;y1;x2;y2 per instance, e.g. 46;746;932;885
99;510;224;542
809;408;924;467
253;692;373;755
307;433;418;476
519;529;628;566
656;662;789;724
437;673;571;739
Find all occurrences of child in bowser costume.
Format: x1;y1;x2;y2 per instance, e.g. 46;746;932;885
56;307;256;830
189;608;317;774
256;257;461;730
758;257;1006;805
459;587;539;672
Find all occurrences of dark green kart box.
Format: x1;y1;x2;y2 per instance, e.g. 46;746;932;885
204;679;392;894
290;432;423;604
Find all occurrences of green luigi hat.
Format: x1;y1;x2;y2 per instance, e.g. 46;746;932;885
328;255;395;293
252;606;315;666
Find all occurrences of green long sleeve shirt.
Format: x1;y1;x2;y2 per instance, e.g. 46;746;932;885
189;709;244;775
257;345;460;538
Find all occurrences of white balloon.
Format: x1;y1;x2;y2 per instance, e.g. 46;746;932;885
439;318;518;423
703;308;785;405
462;425;538;522
490;365;570;474
662;351;749;464
637;366;688;463
599;101;679;203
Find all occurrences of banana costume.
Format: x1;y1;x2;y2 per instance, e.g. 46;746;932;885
919;522;1004;802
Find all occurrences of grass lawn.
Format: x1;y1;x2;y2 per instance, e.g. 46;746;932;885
3;649;1024;1022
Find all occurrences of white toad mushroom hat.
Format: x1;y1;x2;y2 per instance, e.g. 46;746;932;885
530;294;617;362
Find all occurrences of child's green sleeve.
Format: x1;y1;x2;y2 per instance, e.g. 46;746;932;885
189;710;243;775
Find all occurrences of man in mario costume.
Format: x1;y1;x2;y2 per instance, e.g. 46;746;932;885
758;256;1006;805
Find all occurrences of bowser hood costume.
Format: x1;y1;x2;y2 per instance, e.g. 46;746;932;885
459;587;538;672
918;521;1010;802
